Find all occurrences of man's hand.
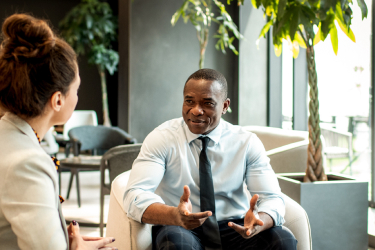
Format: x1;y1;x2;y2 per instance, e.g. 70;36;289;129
175;185;212;230
228;194;265;239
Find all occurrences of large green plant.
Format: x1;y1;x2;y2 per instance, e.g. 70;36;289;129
59;0;119;126
247;0;367;181
172;0;244;69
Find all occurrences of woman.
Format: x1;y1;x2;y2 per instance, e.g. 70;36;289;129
0;14;116;250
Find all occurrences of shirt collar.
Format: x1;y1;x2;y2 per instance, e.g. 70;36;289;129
183;119;222;145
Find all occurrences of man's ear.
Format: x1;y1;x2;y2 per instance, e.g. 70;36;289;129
222;98;231;114
50;91;64;112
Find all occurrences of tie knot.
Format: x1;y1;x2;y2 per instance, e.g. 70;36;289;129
198;136;210;150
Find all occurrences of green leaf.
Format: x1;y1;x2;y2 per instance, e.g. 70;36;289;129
313;25;321;45
171;11;181;26
289;9;300;41
320;12;335;41
257;18;273;40
330;23;338;55
86;14;93;28
274;43;282;57
336;17;356;42
277;0;287;20
356;0;368;19
251;0;262;9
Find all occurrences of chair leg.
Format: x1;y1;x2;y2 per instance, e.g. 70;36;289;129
100;187;104;237
65;142;71;158
76;170;81;208
66;170;75;199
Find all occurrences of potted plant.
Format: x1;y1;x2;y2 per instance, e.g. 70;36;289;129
171;0;244;69
59;0;119;127
246;0;369;248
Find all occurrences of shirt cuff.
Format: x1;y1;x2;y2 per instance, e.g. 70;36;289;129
125;191;165;223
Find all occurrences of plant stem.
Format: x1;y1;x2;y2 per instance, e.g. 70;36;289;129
98;65;112;127
199;28;209;69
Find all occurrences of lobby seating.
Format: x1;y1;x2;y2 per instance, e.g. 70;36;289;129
106;171;312;250
104;126;313;250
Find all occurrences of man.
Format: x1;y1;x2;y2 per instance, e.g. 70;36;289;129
124;69;297;250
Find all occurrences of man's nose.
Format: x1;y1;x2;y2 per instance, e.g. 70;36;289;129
191;104;204;116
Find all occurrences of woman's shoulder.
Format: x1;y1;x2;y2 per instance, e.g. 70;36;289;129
0;125;56;183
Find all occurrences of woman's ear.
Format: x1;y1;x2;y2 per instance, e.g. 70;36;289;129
50;91;64;112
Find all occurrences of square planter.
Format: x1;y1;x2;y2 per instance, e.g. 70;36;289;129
277;173;368;250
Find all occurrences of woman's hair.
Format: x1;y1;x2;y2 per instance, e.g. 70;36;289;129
0;13;77;118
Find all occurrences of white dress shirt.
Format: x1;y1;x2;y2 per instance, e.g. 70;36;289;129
124;118;285;226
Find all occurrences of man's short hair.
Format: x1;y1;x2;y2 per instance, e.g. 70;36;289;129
184;68;228;100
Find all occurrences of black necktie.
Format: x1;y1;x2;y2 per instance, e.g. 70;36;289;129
198;136;222;250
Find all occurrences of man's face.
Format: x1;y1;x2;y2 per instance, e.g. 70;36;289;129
182;79;230;135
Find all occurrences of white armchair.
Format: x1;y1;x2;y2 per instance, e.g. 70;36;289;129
244;126;309;174
105;171;312;250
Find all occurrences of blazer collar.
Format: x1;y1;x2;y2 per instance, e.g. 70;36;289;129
2;112;40;147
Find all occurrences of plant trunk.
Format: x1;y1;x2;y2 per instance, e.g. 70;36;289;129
198;28;209;69
98;66;112;127
303;44;327;182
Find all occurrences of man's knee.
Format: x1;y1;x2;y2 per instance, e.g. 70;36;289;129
154;226;202;250
266;226;297;250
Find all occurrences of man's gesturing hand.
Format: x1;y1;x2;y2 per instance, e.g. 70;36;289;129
228;194;264;239
175;185;212;230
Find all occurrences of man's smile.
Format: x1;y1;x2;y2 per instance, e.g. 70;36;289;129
189;119;206;124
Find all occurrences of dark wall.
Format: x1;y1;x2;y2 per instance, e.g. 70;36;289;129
238;2;268;126
0;0;119;125
119;0;239;141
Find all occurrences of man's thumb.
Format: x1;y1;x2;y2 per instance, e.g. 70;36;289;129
181;185;190;202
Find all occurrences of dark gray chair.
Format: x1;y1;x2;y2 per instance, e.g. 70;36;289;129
99;143;142;236
66;125;137;207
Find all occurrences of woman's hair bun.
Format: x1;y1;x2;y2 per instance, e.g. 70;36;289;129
1;14;56;61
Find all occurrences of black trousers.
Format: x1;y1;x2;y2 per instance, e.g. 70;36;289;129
152;218;297;250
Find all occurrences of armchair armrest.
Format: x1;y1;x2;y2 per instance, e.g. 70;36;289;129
267;140;309;174
106;171;152;250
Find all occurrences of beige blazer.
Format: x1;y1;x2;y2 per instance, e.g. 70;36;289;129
0;113;68;249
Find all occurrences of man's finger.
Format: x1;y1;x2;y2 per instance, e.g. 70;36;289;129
256;218;264;227
187;211;212;220
250;194;259;212
228;221;246;235
180;185;190;203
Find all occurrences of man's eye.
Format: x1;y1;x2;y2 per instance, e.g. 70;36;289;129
206;102;214;106
186;100;193;104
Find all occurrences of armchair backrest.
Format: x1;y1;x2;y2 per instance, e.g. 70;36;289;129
101;144;142;184
63;110;98;140
68;125;137;156
243;126;308;151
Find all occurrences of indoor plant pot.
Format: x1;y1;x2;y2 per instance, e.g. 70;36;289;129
277;173;368;250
